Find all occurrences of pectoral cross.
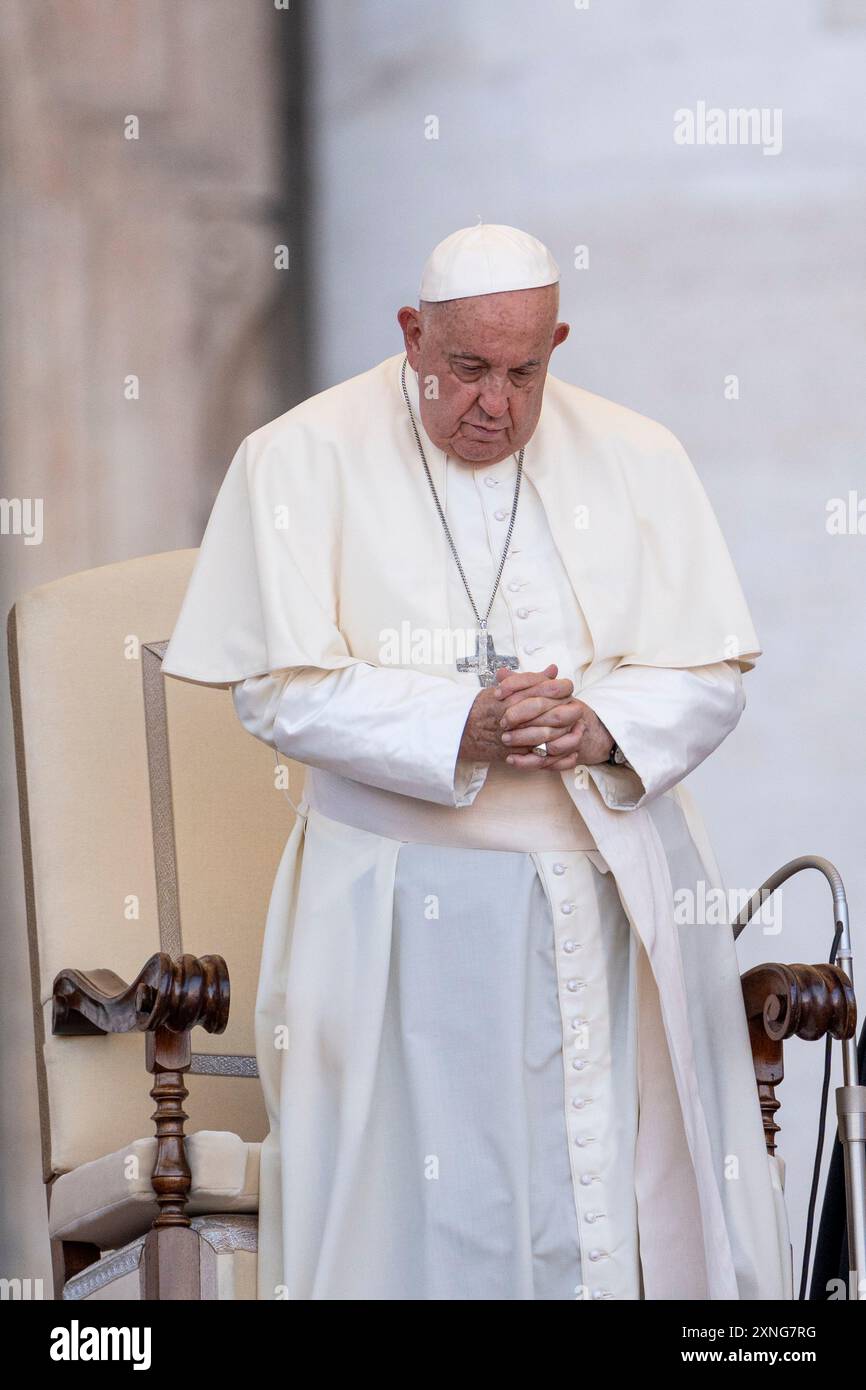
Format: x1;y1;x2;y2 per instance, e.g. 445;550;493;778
457;626;520;688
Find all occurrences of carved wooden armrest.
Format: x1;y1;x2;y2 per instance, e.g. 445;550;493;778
53;952;228;1038
741;962;856;1155
51;953;230;1230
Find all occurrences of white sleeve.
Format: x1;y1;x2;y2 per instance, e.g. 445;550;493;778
230;663;490;807
575;659;746;810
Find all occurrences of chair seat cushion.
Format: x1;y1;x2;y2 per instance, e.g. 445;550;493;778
49;1130;259;1250
62;1214;258;1301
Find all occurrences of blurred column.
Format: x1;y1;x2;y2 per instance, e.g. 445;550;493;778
0;0;309;1283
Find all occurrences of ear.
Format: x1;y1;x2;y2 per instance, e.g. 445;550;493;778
551;321;570;350
397;305;423;366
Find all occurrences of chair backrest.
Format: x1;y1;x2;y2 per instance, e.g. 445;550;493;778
8;550;300;1179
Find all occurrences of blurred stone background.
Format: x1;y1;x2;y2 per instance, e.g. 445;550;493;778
2;0;864;1294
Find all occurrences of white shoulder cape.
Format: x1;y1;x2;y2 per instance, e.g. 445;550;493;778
161;353;761;687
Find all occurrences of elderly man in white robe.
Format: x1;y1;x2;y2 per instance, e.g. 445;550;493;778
161;224;793;1302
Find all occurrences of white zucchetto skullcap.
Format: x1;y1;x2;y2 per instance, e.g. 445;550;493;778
419;223;560;303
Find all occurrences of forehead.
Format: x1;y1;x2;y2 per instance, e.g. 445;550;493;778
425;286;557;361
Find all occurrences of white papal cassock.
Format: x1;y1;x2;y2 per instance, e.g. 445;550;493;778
161;353;794;1301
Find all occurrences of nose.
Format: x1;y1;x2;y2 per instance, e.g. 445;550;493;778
477;379;511;419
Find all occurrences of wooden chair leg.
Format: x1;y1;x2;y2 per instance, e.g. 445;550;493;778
50;1238;101;1300
146;1025;193;1227
143;1226;202;1299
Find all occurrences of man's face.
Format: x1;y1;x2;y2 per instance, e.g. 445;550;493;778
397;285;570;466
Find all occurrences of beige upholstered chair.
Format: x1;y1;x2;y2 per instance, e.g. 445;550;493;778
8;551;303;1300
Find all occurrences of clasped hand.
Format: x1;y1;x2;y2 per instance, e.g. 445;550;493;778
458;663;615;772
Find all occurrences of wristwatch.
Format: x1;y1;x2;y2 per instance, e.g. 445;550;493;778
607;741;627;766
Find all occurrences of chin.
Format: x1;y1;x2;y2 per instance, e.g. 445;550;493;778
450;436;513;467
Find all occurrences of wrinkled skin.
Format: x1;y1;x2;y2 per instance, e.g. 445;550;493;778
398;283;567;468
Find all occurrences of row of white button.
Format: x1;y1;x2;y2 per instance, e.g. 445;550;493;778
547;855;615;1300
482;469;556;663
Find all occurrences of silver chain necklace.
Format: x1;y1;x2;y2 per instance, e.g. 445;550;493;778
400;354;523;687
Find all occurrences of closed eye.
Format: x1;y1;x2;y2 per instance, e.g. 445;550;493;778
451;362;539;382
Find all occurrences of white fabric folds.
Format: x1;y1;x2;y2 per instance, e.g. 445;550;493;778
161;354;761;688
161;352;791;1301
